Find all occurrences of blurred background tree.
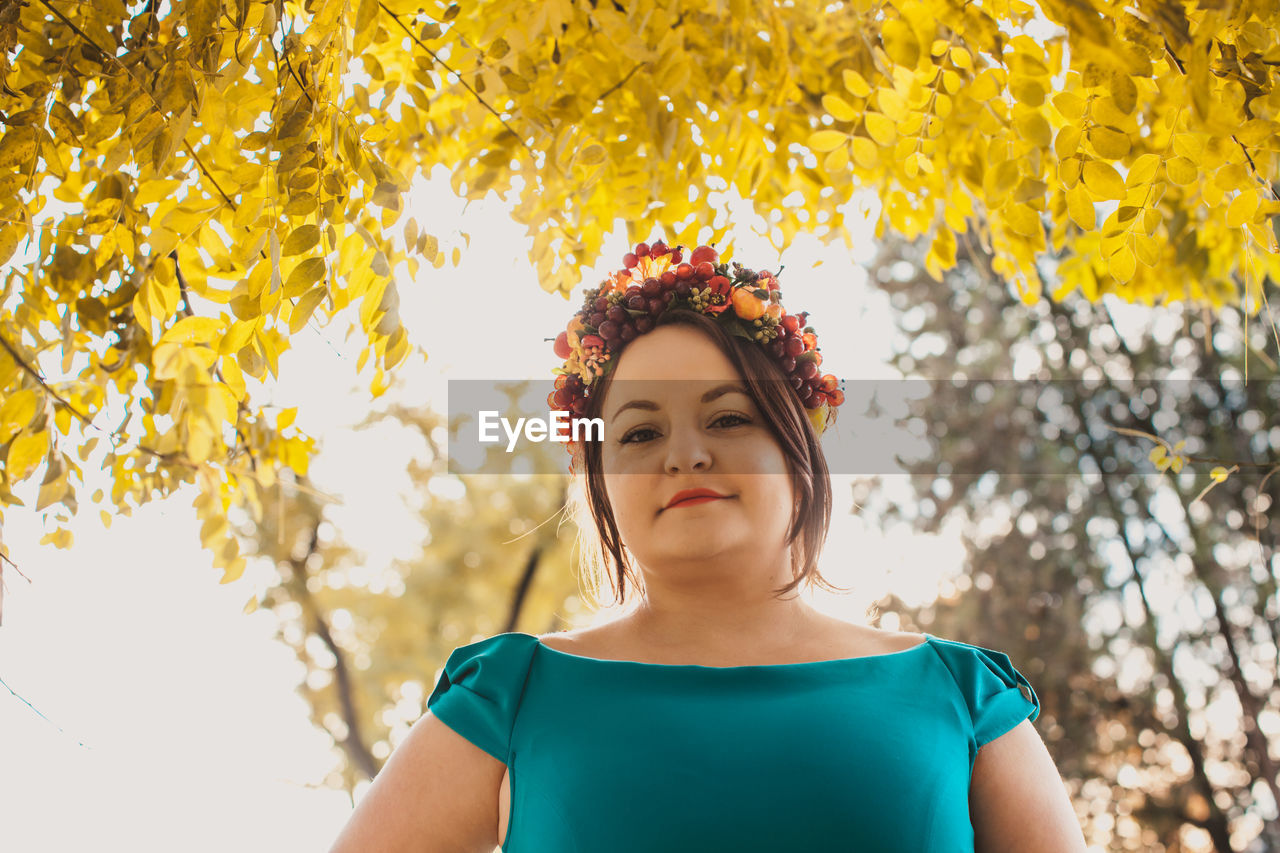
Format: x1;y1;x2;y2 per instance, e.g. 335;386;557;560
234;382;581;794
858;233;1279;851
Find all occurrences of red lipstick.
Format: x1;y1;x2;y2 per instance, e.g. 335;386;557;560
664;488;729;509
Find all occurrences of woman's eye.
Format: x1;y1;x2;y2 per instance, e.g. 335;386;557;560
618;413;751;445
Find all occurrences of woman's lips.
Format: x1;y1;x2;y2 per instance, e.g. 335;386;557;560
667;495;726;508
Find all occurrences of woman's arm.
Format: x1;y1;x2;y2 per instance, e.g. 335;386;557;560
970;719;1089;852
327;710;504;853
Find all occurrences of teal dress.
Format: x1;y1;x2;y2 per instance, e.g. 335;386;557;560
426;631;1040;852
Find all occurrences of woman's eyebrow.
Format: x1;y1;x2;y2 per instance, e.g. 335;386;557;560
610;383;748;423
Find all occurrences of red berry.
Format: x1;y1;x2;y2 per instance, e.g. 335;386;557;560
695;261;715;281
553;388;573;408
780;355;796;373
781;315;800;334
675;280;693;297
799;360;818;379
636;316;654;333
554;331;572;359
676;263;694;279
661;290;675;304
768;340;785;357
831;389;845;406
659;271;677;286
607;305;627;323
598;320;619;340
594;296;609;312
785;337;804;357
571;396;589;415
670;249;683;264
690;245;717;266
646;297;664;315
641;277;661;296
636;242;650;258
789;375;804;390
620;324;638;342
589;311;606;326
626;294;646;310
650;240;668;256
623;252;638;268
821;374;838;392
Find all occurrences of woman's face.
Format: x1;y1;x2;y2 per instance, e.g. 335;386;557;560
598;324;795;578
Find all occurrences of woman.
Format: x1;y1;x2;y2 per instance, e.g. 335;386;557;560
327;240;1086;852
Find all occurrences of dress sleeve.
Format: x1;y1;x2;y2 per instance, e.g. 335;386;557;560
425;632;538;764
930;636;1041;749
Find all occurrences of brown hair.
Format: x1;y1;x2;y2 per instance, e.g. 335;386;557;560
565;308;850;610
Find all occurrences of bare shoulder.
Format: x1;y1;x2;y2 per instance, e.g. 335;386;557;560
812;614;927;655
535;623;618;655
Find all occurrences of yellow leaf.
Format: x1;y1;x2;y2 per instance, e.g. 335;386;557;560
161;315;223;345
880;19;920;67
0;127;37;170
1087;126;1131;159
0;225;21;266
851;137;879;168
843;69;872;98
822;94;858;123
864;112;896;146
289;286;329;334
1125;153;1161;188
1052;92;1086;120
949;47;972;70
1005;203;1042;238
282;224;320;256
822;144;849;173
578;143;607;166
7;429;48;481
1054;126;1081;160
277;406;298;430
284;256;326;296
1060;157;1081;188
1016;114;1051;148
1083;161;1126;200
1134;234;1161;265
984;159;1020;201
1109;244;1137;282
1009;76;1045;106
1066;184;1094;229
808;130;848;153
876;88;908;122
1226;190;1259;228
1109;71;1137;115
1166;156;1197;185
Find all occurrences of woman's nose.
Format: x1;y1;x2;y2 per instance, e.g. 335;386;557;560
663;422;713;473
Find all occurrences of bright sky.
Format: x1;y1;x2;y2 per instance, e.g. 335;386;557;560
1;172;1019;852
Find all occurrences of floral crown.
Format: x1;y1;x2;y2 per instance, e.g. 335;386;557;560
547;238;846;443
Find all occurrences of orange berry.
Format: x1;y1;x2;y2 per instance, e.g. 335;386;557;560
731;286;766;320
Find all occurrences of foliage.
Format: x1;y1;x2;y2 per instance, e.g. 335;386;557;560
862;232;1280;851
1;0;1278;583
